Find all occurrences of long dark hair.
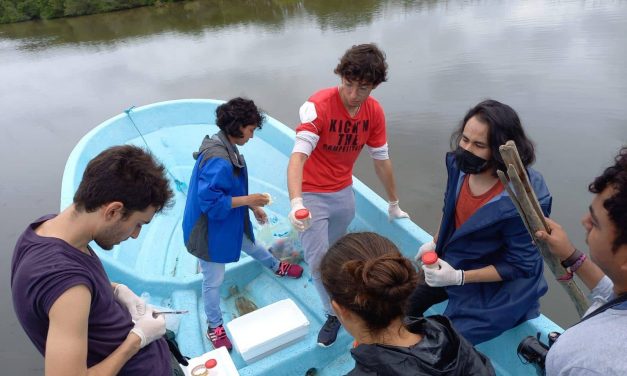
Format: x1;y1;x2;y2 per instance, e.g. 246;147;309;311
320;232;418;332
450;99;536;172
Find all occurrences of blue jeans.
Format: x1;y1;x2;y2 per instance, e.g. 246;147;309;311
199;235;279;328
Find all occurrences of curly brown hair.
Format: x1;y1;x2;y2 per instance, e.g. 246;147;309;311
73;145;173;217
589;146;627;252
334;43;388;86
216;97;264;138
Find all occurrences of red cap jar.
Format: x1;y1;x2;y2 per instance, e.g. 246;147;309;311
295;209;310;220
421;251;440;269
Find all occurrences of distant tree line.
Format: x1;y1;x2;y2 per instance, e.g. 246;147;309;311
0;0;185;24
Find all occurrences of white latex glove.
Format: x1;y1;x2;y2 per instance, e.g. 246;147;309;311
114;284;146;320
388;200;410;221
415;240;436;262
288;197;311;232
130;307;166;348
421;259;464;287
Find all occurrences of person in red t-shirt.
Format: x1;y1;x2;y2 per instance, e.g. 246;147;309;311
286;43;410;347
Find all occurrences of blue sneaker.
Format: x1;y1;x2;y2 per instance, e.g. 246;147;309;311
317;315;341;347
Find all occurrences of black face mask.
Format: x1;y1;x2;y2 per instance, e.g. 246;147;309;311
454;146;490;174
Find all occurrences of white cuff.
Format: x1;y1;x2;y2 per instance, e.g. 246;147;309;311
584;275;615;317
292;131;319;156
367;143;389;160
290;197;304;208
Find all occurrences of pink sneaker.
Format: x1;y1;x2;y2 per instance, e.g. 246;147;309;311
206;325;232;351
275;261;303;278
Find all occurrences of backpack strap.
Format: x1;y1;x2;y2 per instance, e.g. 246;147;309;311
579;293;627;324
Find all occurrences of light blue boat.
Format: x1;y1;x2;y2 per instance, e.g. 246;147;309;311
60;99;562;375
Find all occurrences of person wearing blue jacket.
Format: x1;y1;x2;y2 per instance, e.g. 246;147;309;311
409;99;551;344
182;97;303;351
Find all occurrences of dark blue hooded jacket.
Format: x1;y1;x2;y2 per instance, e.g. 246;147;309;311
436;152;551;344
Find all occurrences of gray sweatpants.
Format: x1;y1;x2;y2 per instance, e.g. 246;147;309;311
300;185;355;315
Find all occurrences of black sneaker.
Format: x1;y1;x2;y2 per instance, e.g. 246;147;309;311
317;315;341;347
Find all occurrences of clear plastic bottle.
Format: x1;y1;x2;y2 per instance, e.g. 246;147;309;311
295;208;311;230
140;292;151;305
421;251;440;270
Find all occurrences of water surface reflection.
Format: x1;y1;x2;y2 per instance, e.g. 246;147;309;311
1;0;625;373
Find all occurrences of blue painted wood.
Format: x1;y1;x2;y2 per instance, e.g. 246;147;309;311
60;99;562;376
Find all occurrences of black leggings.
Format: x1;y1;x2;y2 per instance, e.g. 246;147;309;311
406;283;449;317
170;352;185;376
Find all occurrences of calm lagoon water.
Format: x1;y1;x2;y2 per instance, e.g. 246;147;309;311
1;0;626;372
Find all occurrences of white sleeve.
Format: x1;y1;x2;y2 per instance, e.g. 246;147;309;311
583;275;615;317
292;131;320;156
367;143;390;160
299;101;318;127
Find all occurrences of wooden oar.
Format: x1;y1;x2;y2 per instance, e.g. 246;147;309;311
498;141;589;317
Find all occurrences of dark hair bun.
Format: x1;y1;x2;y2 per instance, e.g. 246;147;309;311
322;233;419;331
352;255;417;305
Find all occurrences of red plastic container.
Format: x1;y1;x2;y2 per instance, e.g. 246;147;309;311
421;251;440;269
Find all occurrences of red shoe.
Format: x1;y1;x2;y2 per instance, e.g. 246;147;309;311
275;261;303;278
206;325;232;351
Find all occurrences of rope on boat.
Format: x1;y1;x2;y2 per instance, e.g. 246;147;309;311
124;106;188;196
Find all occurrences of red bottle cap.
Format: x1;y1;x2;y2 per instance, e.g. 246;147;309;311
421;251;439;265
295;209;310;220
204;359;217;369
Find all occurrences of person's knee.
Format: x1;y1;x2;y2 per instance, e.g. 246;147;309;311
304;249;328;271
201;265;225;288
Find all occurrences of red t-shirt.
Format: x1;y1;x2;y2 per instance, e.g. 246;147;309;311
296;87;387;192
455;175;504;228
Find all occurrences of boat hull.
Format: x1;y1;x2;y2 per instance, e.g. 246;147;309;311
61;99;562;375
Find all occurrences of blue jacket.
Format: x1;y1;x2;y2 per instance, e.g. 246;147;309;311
435;152;551;344
182;131;254;263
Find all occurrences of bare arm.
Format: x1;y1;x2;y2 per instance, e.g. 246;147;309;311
232;194;269;208
45;285;141;376
373;159;399;202
569;258;606;291
463;265;503;284
287;153;308;200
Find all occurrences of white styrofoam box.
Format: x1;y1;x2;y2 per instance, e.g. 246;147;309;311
183;346;239;376
226;298;310;363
